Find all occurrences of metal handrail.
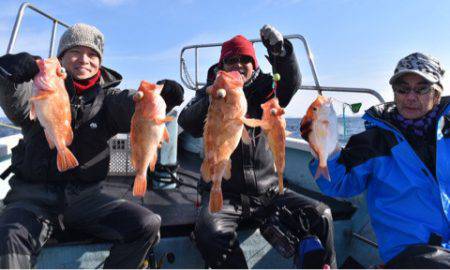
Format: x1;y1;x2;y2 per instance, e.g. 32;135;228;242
180;34;323;92
301;85;385;103
179;34;385;104
6;2;70;57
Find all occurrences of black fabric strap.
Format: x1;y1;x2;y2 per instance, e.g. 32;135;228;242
0;165;12;180
77;87;106;129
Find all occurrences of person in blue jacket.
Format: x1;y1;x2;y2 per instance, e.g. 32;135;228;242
301;52;450;268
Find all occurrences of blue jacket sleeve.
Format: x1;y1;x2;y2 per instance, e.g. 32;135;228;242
308;128;388;197
310;150;373;197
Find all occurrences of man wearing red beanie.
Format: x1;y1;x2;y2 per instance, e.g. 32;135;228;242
179;25;336;268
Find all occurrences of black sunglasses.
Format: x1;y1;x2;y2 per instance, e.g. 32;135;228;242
393;85;433;95
223;55;253;66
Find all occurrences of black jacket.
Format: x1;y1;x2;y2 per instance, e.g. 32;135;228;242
0;66;136;183
178;39;301;196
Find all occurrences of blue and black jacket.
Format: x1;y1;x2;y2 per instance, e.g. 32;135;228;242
310;97;450;263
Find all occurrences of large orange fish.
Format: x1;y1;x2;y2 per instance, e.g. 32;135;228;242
130;80;173;197
300;95;338;180
242;98;289;194
201;70;251;213
31;58;78;172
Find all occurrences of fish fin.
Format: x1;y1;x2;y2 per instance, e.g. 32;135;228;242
149;152;157;172
163;127;170;143
65;126;74;146
278;172;284;194
44;130;55;149
29;103;36;120
241;128;251;145
273;162;277;172
209;180;223;213
241;117;263;128
285;130;292;137
223;159;232;180
314;164;330;181
132;173;147;197
29;93;51;101
153;116;174;125
201;160;212;182
309;143;320;159
56;147;79;172
265;138;270;151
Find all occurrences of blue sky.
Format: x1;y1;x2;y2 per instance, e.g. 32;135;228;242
1;0;450;117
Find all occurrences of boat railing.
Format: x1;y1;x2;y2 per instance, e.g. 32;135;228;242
6;2;70;57
180;34;385;104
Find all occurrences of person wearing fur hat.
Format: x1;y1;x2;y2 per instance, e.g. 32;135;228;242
179;25;336;268
302;53;450;268
0;23;184;268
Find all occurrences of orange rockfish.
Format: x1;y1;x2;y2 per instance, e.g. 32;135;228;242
301;95;338;180
201;70;251;213
242;98;289;194
130;80;173;197
31;58;78;172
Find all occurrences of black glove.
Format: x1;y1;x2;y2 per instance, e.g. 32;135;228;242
0;52;40;84
157;79;184;112
260;24;285;56
300;118;312;142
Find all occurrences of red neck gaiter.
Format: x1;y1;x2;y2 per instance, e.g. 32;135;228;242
73;70;101;95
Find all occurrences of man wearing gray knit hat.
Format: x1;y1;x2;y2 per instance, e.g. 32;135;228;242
57;23;105;60
0;22;184;268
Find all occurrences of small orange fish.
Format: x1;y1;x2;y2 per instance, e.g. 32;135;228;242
201;70;251;212
300;95;338;180
31;58;78;172
242;98;289;194
130;80;173;197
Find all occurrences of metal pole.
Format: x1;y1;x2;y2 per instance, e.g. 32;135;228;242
6;2;29;54
195;48;198;90
49;21;58;57
6;2;69;55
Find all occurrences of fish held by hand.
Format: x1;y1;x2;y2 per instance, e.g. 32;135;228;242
300;95;338;180
130;80;173;197
31;58;78;172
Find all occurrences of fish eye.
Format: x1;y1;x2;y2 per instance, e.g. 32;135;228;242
313;107;317;111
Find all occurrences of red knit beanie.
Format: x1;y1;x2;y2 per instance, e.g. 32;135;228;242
219;35;258;69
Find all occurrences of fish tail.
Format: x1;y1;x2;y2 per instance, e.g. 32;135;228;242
133;173;147;197
278;172;284;194
314;163;330;181
56;147;79;172
149;152;158;172
209;180;223;213
200;160;211;182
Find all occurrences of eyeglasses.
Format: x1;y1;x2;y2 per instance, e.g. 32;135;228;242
393;85;433;95
223;55;253;66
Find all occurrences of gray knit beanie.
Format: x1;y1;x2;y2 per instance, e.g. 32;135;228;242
57;23;104;60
